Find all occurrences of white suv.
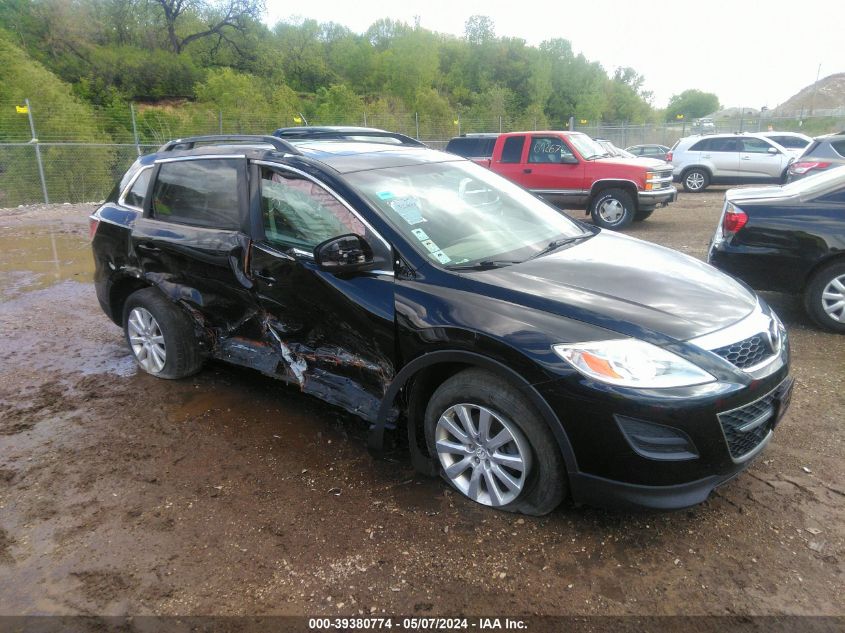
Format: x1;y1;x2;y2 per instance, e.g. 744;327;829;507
668;133;794;192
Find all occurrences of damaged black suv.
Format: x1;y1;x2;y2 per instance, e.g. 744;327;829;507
91;135;793;514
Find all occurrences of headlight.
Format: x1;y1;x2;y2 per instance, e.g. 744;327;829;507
553;339;715;388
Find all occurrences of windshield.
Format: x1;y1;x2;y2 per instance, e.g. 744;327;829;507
345;160;589;267
569;134;608;159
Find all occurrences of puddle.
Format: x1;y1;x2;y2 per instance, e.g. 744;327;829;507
0;230;93;300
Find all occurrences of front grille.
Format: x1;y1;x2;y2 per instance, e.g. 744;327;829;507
718;380;791;460
712;333;774;369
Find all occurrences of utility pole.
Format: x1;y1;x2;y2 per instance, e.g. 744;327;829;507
25;98;49;204
809;63;822;116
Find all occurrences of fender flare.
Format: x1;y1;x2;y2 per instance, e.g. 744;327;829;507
368;350;579;475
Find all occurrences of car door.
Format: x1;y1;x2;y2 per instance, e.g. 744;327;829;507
520;135;585;207
699;138;741;179
130;155;254;331
246;162;396;422
492;135;528;185
739;137;789;182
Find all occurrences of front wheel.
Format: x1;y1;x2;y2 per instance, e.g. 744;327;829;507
683;168;709;193
424;369;567;515
589;188;635;230
804;262;845;333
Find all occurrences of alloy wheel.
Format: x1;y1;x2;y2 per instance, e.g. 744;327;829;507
434;403;531;507
127;307;167;373
821;274;845;322
685;172;705;191
597;198;625;224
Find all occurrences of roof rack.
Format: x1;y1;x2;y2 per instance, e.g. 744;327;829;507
158;135;301;155
272;127;426;147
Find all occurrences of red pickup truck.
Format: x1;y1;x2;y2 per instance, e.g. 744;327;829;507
447;131;677;229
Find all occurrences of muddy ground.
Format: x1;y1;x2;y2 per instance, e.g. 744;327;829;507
0;191;842;617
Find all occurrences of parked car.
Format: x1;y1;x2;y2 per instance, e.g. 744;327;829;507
450;131;676;229
444;133;500;159
91;134;792;514
786;133;845;182
626;144;671;161
692;118;716;133
668;133;794;192
594;138;637;159
758;131;813;156
709;166;845;332
272;126;425;147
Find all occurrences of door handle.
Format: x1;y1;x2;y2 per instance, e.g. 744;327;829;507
136;242;161;253
523;168;532;174
254;270;276;283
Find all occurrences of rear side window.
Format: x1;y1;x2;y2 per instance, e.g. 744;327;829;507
500;136;526;163
124;168;152;209
691;138;740;152
151;159;241;230
446;137;496;158
830;140;845;158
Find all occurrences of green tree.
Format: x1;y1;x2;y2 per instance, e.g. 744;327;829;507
665;89;720;121
314;84;363;124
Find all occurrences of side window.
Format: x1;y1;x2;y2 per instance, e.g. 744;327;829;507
772;136;806;149
528;136;574;164
124;168;152;209
816;189;845;204
742;138;775;153
260;167;365;250
151;159;240;230
830;140;845;158
689;139;711;151
500;136;526;163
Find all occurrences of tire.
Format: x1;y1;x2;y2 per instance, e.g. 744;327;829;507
123;287;204;379
634;208;654;222
589;188;635;230
682;168;709;193
424;368;567;516
804;262;845;333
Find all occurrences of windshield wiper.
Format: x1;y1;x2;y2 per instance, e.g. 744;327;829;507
525;234;590;261
445;259;522;271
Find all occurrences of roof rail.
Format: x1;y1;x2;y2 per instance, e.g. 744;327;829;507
272;128;426;147
158;135;301;155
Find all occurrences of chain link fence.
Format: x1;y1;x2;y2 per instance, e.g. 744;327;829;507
2;98;844;207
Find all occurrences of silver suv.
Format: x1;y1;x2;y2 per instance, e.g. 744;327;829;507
668;133;794;192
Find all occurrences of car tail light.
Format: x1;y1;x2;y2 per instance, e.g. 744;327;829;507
89;216;100;241
789;160;831;175
665;151;673;162
722;205;748;235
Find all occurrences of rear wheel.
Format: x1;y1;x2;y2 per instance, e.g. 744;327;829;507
424;369;567;515
589;188;635;230
804;262;845;333
123;287;204;379
683;168;709;192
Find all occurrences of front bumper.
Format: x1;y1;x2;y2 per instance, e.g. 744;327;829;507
638;186;677;209
536;362;793;510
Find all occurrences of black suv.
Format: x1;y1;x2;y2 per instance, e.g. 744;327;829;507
91;135;792;514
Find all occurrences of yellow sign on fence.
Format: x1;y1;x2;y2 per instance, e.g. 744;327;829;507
16;105;29;114
293;116;302;123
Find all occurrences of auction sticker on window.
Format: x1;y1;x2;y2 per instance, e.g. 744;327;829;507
410;228;429;241
431;250;452;264
389;196;426;225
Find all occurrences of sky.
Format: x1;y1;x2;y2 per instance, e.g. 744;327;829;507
264;0;844;110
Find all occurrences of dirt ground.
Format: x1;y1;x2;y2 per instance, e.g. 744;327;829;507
0;191;843;618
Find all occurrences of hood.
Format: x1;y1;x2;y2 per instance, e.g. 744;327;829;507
473;231;757;342
596;156;670;170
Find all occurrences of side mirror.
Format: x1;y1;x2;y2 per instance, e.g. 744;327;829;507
314;234;375;273
561;155;579;165
767;147;779;155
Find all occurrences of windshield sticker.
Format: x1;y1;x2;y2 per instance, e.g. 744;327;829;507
421;239;441;253
376;190;395;200
410;228;429;241
390;196;426;225
431;250;452;264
